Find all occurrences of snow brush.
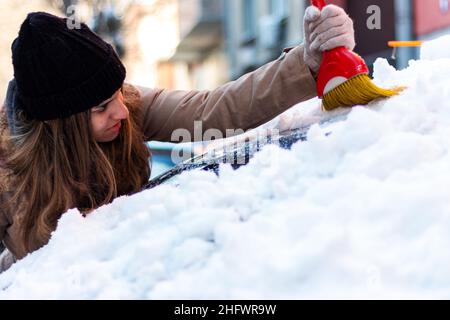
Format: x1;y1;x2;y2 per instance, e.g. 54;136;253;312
311;0;404;111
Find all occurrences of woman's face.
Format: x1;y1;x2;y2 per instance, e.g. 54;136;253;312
90;89;129;143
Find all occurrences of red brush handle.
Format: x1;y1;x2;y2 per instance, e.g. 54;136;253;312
311;0;326;10
310;0;368;98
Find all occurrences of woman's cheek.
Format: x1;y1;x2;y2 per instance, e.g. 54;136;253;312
90;115;103;136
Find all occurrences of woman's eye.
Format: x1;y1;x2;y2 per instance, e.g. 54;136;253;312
91;106;106;113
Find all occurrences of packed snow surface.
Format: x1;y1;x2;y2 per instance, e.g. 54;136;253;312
2;37;450;299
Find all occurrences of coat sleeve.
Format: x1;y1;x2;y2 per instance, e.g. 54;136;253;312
136;45;317;142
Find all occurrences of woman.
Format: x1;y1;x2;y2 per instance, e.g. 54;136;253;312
0;6;354;272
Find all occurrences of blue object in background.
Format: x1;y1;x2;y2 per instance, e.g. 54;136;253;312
148;141;195;179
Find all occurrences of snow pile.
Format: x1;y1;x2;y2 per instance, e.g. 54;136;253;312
421;34;450;60
2;37;450;299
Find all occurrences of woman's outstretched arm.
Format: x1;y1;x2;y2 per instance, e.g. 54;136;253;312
137;45;317;143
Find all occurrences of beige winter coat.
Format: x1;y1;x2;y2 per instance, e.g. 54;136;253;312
0;45;316;271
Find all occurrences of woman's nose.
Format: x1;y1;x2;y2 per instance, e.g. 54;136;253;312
111;100;129;121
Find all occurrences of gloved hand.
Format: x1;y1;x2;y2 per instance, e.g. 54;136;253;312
303;4;356;75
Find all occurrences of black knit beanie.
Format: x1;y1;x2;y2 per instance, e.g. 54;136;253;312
11;12;126;121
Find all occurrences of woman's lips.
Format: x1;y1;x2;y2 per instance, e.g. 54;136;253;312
111;121;122;131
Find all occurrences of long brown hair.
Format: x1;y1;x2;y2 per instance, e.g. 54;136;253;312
2;84;151;255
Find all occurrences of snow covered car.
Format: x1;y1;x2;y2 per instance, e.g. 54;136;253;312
142;115;342;191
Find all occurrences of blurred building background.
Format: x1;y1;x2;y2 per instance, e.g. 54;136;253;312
1;0;450;176
221;0;450;77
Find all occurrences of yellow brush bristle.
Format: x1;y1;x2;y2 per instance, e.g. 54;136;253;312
322;74;404;111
